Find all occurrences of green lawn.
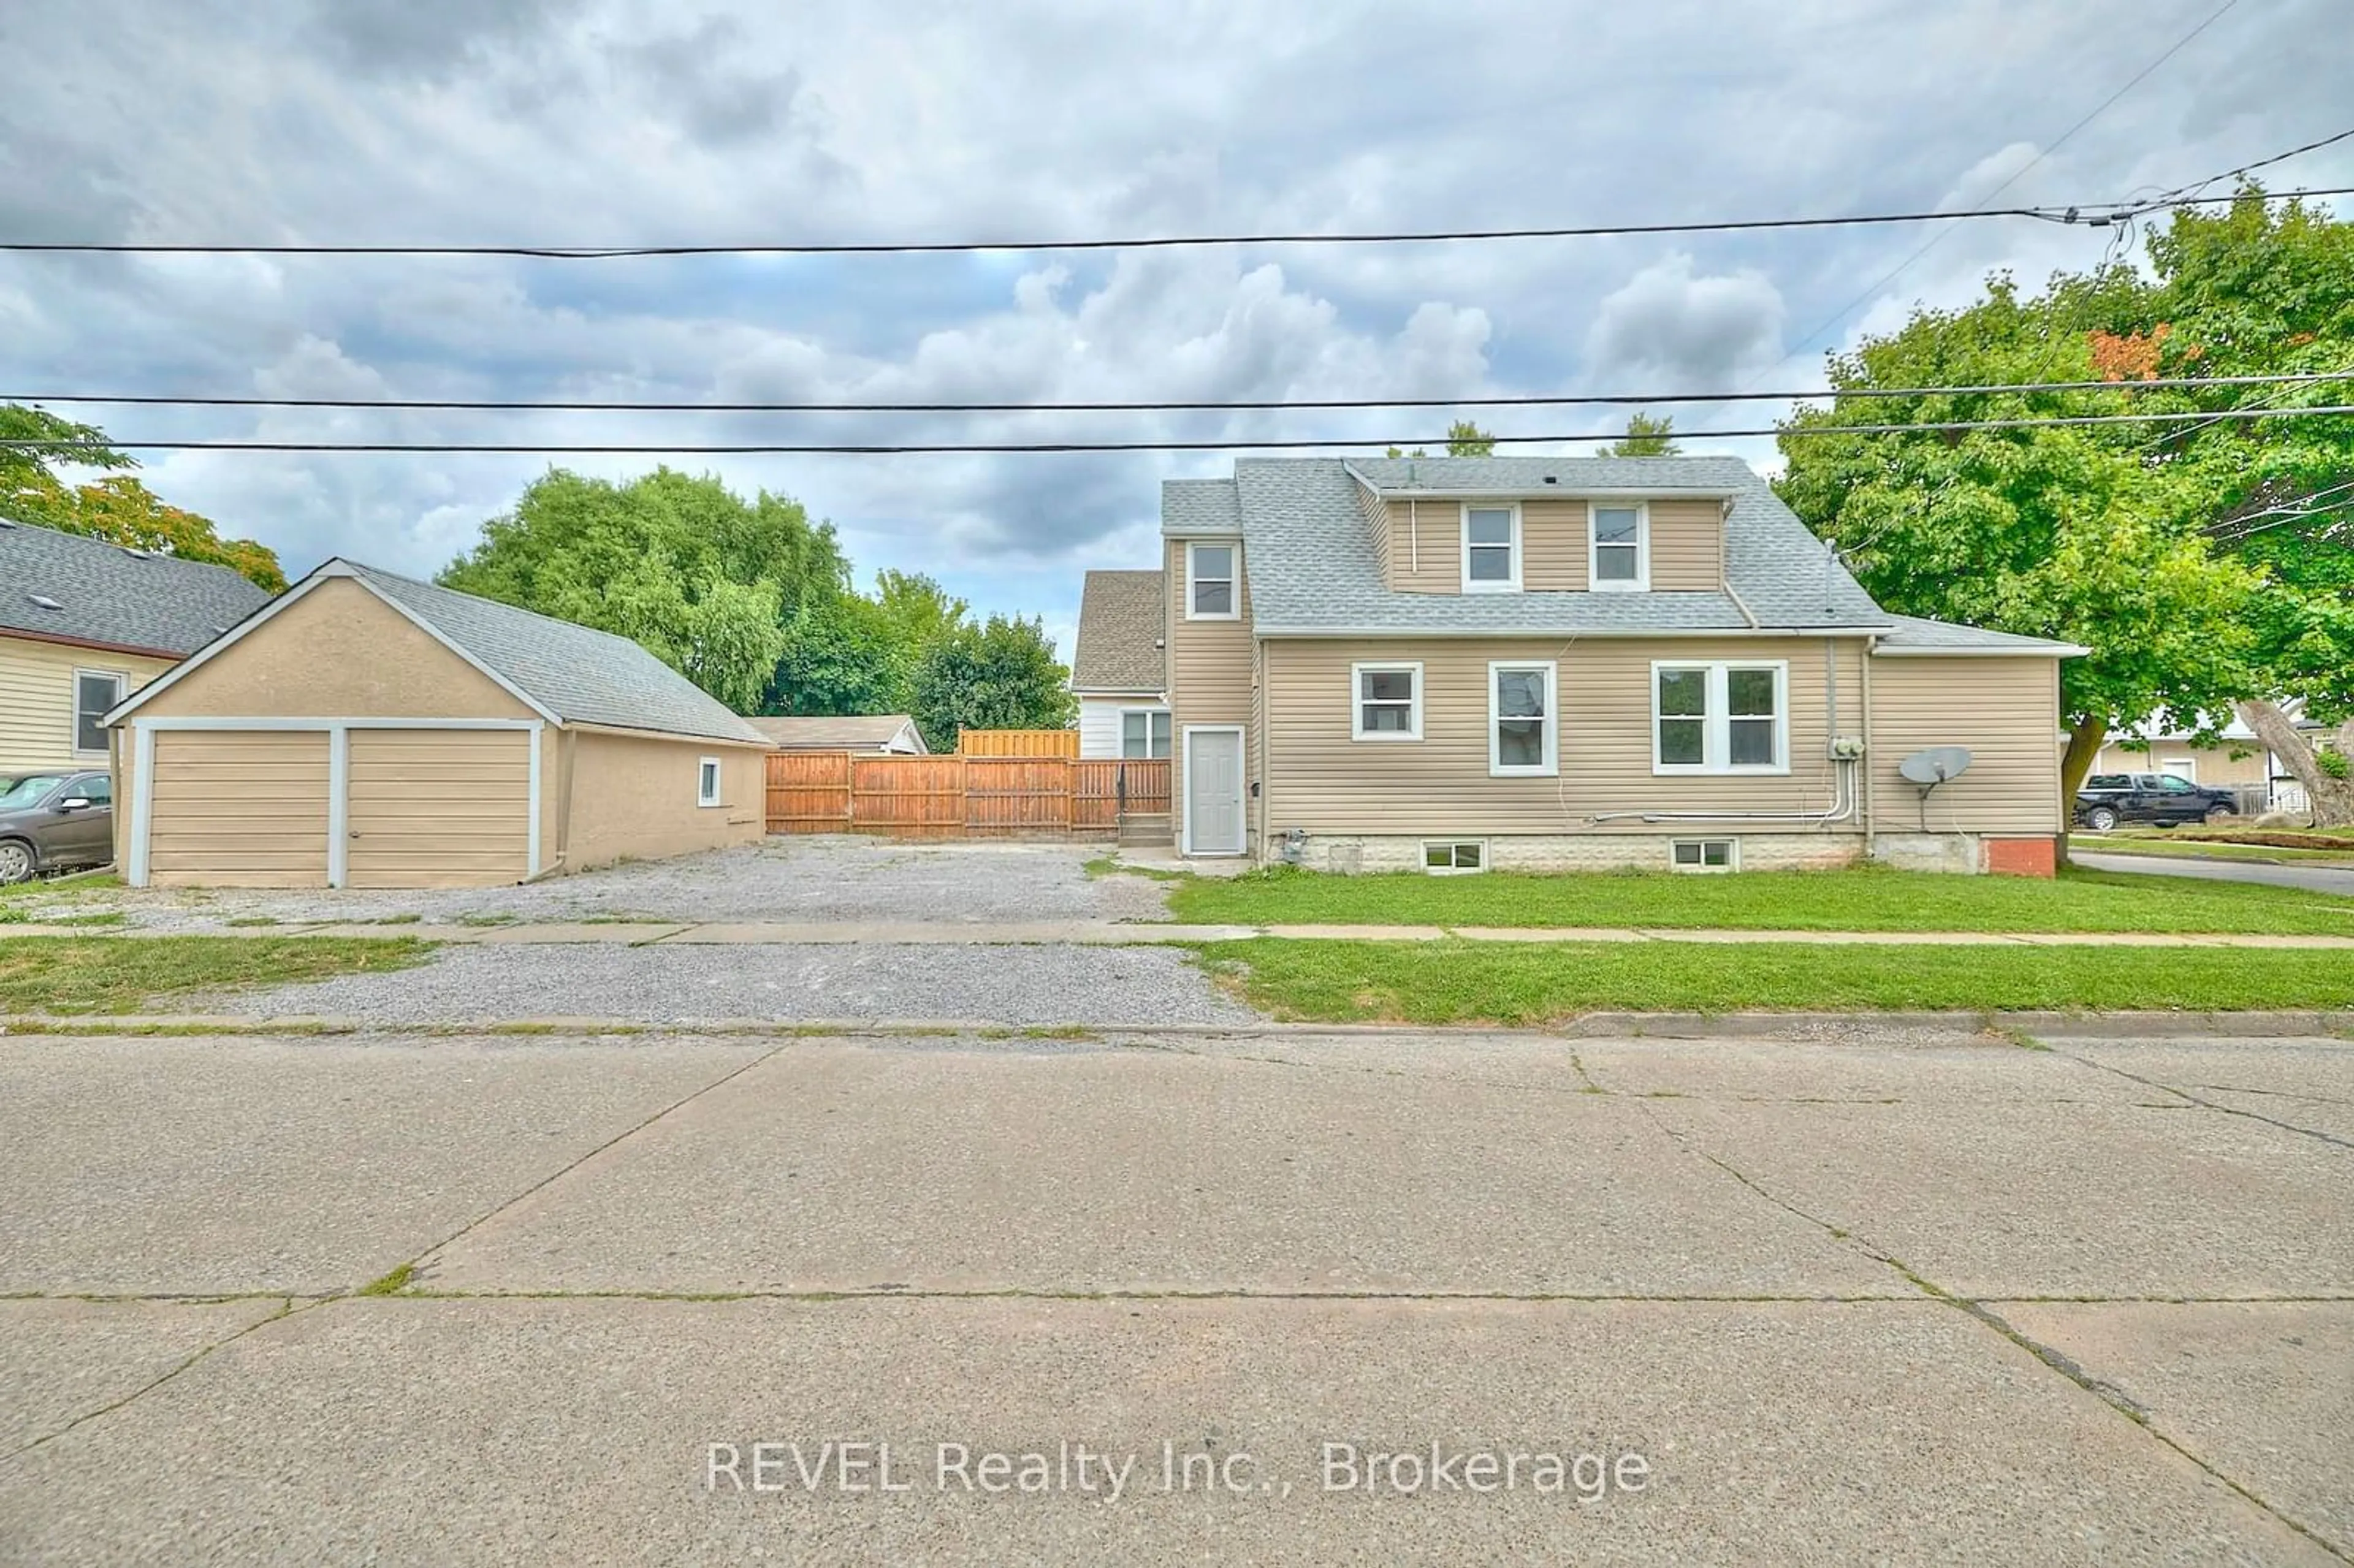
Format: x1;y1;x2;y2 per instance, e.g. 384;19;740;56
1196;939;2354;1024
1168;865;2354;936
0;937;432;1016
2073;833;2354;866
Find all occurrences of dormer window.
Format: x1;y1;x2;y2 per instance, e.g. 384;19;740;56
1187;542;1238;620
1590;503;1648;591
1461;504;1520;593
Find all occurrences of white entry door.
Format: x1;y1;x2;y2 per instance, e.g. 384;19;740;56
1185;727;1245;855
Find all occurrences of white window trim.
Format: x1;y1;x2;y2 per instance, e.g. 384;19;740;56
1460;503;1522;593
697;755;723;808
1487;660;1558;777
71;668;126;757
1650;660;1790;776
1422;840;1488;875
1588;501;1650;592
1350;661;1424;742
1185;541;1241;621
1119;706;1173;759
1670;838;1740;873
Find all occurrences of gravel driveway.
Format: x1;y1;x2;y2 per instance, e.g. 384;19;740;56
10;837;1175;931
207;942;1262;1027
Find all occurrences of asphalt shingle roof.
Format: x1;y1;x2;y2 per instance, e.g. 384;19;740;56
343;562;771;744
1160;457;1878;634
748;714;924;750
1070;569;1167;691
1873;614;2085;654
0;516;272;655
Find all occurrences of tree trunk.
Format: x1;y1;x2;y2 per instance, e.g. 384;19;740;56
2235;699;2354;827
2056;715;2108;869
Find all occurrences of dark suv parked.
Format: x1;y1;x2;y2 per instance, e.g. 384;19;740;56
2073;772;2238;832
0;769;115;883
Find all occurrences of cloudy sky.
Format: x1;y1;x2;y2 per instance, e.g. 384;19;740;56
4;0;2350;660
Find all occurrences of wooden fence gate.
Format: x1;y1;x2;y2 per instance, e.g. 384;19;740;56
766;750;1171;839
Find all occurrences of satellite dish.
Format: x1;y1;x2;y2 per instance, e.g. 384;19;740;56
1899;747;1973;785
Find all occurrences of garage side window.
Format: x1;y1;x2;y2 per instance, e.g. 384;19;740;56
698;756;722;807
74;671;123;755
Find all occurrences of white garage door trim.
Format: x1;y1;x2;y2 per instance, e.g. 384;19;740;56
129;717;541;887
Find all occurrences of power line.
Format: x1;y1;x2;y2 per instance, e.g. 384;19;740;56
6;403;2350;457
9;371;2350;416
5;185;2349;262
1753;0;2252;382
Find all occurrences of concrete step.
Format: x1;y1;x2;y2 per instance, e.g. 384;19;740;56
1118;812;1174;845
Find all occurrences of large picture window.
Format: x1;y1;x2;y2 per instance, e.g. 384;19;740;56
1651;662;1788;774
1488;661;1556;775
1351;663;1422;740
1462;505;1520;592
1187;542;1238;619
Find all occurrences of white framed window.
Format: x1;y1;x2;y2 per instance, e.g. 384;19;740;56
1670;839;1738;873
1589;503;1648;591
1423;840;1487;874
1186;542;1240;620
1351;661;1423;741
697;756;723;807
1461;504;1521;592
1651;661;1788;775
1488;661;1557;776
1121;708;1172;758
73;669;124;755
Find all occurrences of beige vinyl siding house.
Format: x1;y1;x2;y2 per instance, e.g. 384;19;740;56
109;560;772;888
0;519;271;772
1141;457;2084;876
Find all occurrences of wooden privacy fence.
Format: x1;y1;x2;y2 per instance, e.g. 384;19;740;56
956;728;1080;758
768;750;1170;839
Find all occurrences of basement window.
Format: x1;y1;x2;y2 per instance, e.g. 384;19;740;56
1423;840;1487;875
697;756;722;808
1670;839;1737;873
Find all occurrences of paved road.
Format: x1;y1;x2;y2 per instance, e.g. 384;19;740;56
3;1025;2348;1564
2074;850;2354;897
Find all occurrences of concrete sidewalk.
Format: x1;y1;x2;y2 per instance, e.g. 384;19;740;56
9;916;2354;948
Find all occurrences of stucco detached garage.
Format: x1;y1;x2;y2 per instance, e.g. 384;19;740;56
105;560;774;889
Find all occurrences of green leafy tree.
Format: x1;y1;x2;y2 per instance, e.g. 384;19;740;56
4;405;284;591
1775;276;2267;840
441;468;848;714
1445;421;1496;457
1598;413;1680;457
907;614;1076;752
772;588;913;716
874;569;970;652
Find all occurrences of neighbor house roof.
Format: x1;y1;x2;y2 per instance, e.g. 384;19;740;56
0;515;272;657
111;558;772;745
748;714;927;752
1157;458;2075;658
1070;569;1167;692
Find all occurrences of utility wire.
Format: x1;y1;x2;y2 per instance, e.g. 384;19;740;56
4;185;2348;262
6;404;2350;456
1751;0;2251;383
9;370;2350;416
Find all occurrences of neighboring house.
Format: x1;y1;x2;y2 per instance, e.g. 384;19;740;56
2094;704;2321;809
749;714;929;754
1146;456;2085;875
107;559;774;888
0;517;270;772
1071;568;1169;759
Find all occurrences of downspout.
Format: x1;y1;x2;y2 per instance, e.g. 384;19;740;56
1861;637;1876;843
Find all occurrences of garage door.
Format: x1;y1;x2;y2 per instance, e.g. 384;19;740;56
346;728;531;888
147;731;332;888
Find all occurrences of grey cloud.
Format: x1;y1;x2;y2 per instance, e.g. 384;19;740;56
302;0;590;82
1585;254;1785;388
622;17;807;147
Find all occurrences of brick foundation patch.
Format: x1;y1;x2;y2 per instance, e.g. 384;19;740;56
1984;837;2057;877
